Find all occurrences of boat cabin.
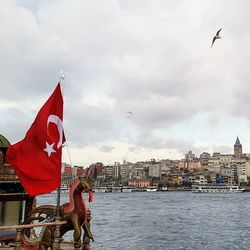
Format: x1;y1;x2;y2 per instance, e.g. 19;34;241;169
0;134;34;244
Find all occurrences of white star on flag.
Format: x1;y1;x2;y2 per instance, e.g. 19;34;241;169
43;142;56;157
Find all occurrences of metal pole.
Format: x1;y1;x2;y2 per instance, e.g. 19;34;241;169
55;70;65;218
52;70;66;250
56;186;61;218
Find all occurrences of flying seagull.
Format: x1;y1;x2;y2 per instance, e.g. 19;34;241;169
126;111;133;118
211;28;222;48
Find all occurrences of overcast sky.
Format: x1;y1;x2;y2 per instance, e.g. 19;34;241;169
1;0;250;167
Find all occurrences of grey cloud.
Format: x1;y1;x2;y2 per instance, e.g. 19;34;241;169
1;1;250;164
99;145;115;152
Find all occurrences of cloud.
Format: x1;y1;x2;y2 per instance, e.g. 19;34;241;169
1;0;250;166
98;145;115;153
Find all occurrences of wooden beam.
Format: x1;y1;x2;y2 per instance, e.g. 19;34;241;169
0;221;66;230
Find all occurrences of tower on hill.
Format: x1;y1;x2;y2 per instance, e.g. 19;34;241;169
234;136;242;158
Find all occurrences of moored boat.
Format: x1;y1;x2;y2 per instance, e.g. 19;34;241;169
160;186;168;191
121;186;135;192
146;186;158;192
0;83;94;250
94;187;107;193
192;183;245;193
51;185;69;194
111;186;122;192
0;134;36;246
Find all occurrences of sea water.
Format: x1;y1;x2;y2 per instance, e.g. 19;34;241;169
37;191;250;250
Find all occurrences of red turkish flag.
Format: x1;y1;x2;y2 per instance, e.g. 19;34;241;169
6;83;64;196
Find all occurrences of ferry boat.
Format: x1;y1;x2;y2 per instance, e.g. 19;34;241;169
192;184;245;193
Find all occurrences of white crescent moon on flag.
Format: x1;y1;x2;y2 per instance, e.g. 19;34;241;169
47;115;64;148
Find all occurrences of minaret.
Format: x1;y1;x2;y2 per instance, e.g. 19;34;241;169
234;136;242;158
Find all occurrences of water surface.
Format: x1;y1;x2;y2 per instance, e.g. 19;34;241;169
38;191;250;250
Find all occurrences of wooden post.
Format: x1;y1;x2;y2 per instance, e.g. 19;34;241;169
52;186;61;250
14;228;22;250
51;217;61;250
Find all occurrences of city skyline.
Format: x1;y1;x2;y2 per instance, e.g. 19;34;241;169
1;1;250;166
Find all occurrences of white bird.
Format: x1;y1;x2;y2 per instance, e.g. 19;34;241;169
211;28;222;48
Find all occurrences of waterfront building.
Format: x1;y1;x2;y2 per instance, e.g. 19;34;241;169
89;162;105;179
220;165;234;177
130;162;148;179
64;166;73;177
207;157;220;173
160;160;173;178
119;163;130;182
199;152;211;168
72;166;77;178
178;159;201;170
171;175;182;186
188;160;201;170
61;165;73;187
189;176;196;184
238;174;247;184
212;152;221;157
232;163;247;184
62;162;71;173
210;174;217;183
128;179;150;188
194;175;208;185
219;155;232;165
76;166;84;177
104;165;114;179
159;159;172;166
162;174;183;186
61;176;72;188
148;162;161;178
113;162;121;179
224;176;233;184
178;160;185;169
200;152;211;159
237;162;246;176
245;161;250;177
72;166;84;178
219;164;238;183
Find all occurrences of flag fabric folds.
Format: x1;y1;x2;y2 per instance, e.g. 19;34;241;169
6;83;64;196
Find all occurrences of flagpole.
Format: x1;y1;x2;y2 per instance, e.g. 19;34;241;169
51;71;65;250
56;71;65;218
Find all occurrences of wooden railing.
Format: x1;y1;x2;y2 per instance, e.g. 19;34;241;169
0;220;67;250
